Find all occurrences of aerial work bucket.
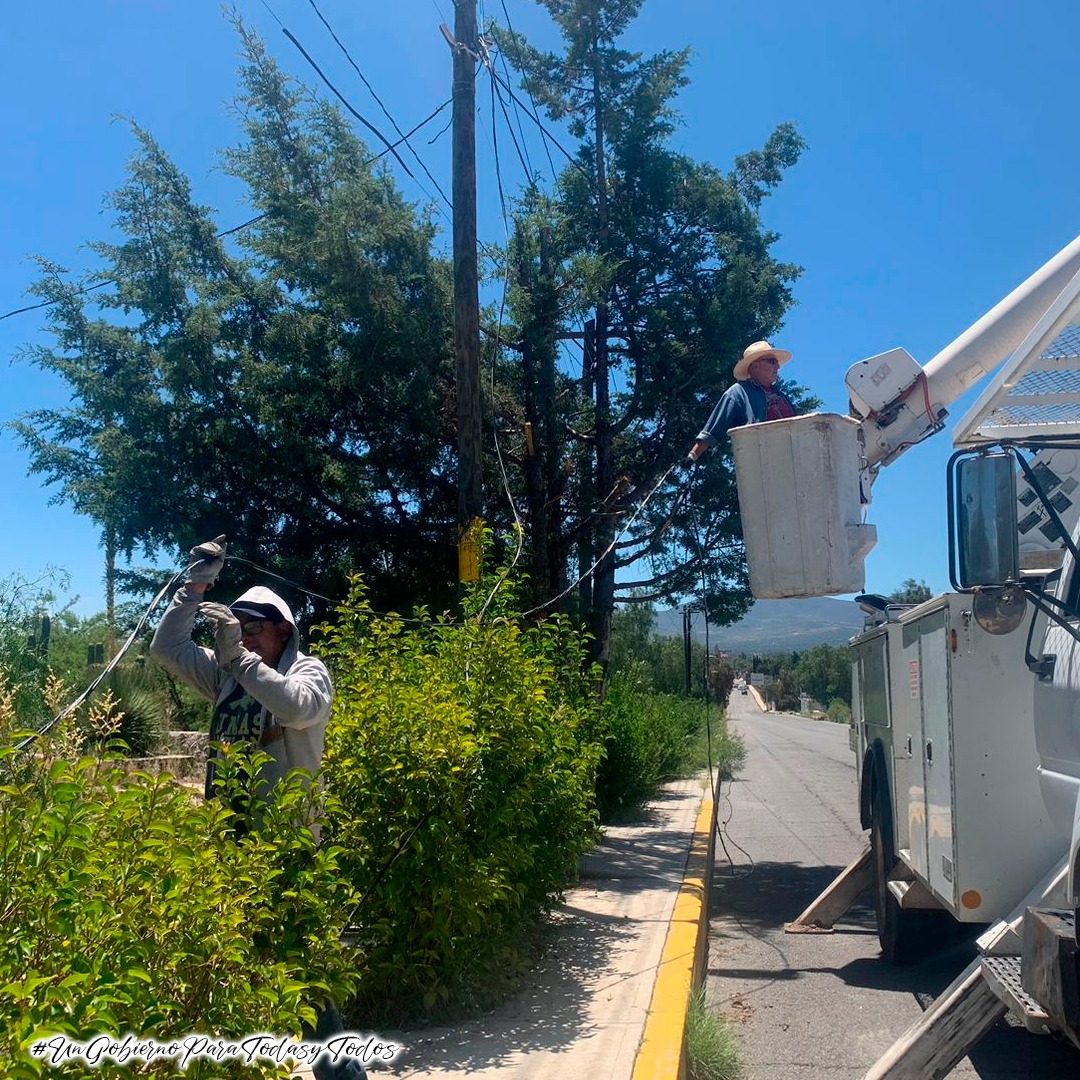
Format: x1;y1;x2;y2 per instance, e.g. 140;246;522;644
730;413;877;598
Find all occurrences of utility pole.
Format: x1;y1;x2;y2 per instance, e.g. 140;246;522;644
446;0;483;582
683;607;693;697
590;33;616;669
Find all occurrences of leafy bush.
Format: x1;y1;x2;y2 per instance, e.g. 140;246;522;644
596;667;682;815
826;697;852;724
0;705;358;1078
87;664;174;757
596;668;744;819
318;581;603;1018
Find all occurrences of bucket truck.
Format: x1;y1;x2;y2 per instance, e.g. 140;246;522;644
733;235;1080;1077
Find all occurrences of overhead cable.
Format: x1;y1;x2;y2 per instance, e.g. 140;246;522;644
305;0;453;209
281;29;418;187
0;99;452;324
497;0;556;179
487;66;588;179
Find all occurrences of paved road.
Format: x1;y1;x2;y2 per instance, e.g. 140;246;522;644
706;694;1078;1080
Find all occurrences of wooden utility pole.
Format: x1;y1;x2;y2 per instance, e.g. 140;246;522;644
447;0;483;582
590;34;616;666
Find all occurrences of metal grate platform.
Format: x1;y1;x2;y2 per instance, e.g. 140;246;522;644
956;270;1080;446
981;955;1051;1033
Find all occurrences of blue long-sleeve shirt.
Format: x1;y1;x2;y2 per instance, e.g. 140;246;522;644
696;380;795;447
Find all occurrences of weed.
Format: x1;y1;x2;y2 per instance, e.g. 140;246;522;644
686;987;740;1080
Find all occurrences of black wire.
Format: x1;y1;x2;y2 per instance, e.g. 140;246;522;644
0;280;114;323
493;43;534;179
488;60;534;182
343;808;436;927
280;29;419;187
0;99;452;324
487;66;589;178
224;556;338;606
305;0;453;209
497;0;556;179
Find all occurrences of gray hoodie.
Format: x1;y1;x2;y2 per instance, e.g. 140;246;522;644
150;585;332;824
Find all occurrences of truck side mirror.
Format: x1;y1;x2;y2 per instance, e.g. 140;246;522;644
950;452;1020;588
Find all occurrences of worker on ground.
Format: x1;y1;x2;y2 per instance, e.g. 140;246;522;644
686;340;796;462
150;536;366;1080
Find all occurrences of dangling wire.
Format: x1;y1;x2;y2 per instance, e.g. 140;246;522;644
520;461;685;618
224;556;339;606
13;565;190;752
686;462;755;878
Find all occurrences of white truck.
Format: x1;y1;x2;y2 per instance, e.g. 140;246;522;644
730;235;1080;1077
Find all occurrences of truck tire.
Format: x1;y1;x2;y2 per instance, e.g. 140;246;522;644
870;783;945;964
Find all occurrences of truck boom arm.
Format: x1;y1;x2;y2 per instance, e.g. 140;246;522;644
852;234;1080;472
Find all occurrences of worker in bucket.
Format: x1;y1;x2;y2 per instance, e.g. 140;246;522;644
686;340;796;462
150;536;367;1080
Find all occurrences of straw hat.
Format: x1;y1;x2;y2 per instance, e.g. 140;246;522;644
733;340;792;381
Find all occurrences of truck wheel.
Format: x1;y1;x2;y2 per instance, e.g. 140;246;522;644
871;785;930;964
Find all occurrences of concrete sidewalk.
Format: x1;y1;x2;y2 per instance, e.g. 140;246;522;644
292;776;715;1080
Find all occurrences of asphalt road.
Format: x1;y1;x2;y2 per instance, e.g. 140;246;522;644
705;692;1079;1080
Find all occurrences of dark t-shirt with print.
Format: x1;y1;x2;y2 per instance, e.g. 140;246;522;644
205;682;265;800
763;387;795;421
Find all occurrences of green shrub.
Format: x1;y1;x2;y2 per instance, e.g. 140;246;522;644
0;721;358;1078
318;581;603;1019
92;664;174;757
596;670;744;819
596;667;681;816
826;697;851;724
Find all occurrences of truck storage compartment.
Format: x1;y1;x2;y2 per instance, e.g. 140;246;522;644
897;595;1063;920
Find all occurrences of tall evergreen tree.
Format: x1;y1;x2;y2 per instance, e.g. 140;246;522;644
489;0;811;667
10;25;457;619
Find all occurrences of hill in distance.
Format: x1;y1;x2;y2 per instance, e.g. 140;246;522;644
652;597;865;654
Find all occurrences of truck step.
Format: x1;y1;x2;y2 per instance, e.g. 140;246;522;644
981;955;1051;1033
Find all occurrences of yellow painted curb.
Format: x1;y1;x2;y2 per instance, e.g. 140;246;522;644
631;793;716;1080
748;684;767;712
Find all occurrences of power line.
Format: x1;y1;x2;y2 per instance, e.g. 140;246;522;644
485;49;533;184
493;40;533;179
477;40;526;617
487;65;588;179
0;99;452;324
304;0;454;211
281;28;418;187
497;0;556;179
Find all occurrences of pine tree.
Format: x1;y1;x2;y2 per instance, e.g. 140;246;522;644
490;0;811;668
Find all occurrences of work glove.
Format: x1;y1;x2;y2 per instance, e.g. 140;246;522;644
681;453;698;471
187;535;227;588
198;602;246;669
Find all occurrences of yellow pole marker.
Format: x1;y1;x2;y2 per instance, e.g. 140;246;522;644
458;516;484;583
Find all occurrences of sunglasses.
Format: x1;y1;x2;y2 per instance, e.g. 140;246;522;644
239;618;269;637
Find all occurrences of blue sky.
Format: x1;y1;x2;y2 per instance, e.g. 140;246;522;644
3;0;1079;616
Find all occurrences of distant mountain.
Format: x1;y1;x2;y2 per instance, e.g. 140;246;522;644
653;597;865;654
